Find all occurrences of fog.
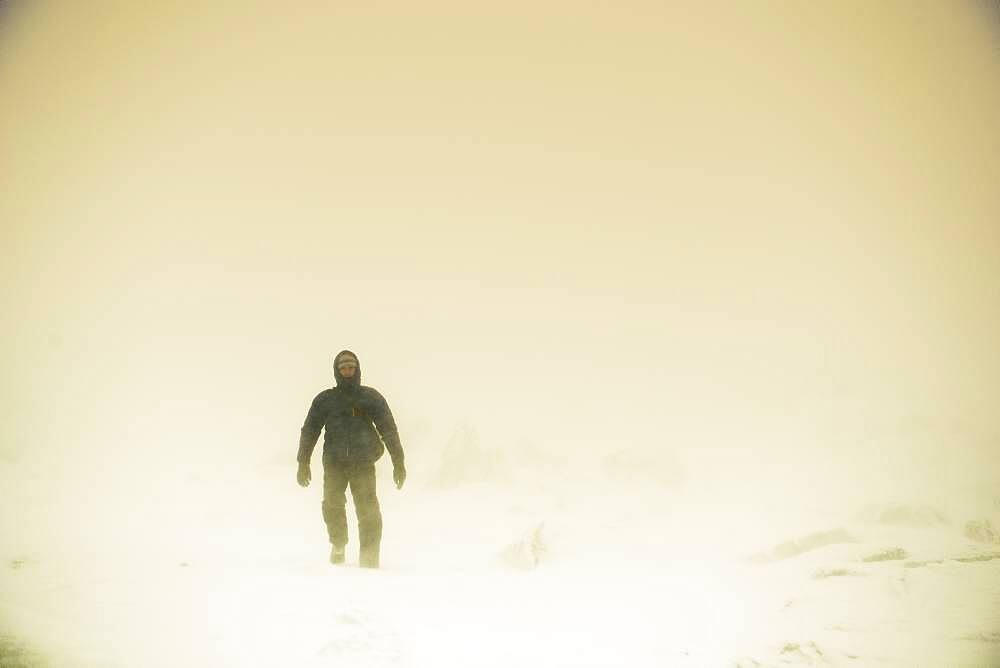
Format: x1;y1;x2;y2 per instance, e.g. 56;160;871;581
2;2;999;665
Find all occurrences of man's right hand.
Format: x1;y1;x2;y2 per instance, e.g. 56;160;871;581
296;463;311;487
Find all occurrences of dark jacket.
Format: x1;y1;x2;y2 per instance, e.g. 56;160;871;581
297;350;405;468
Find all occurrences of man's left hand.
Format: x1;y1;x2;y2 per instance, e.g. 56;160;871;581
393;464;406;490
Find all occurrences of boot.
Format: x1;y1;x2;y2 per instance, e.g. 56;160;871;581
359;544;380;569
330;544;345;565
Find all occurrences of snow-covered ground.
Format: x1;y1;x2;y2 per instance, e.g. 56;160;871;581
2;438;998;667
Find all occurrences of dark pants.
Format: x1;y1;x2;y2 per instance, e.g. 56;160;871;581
322;462;382;568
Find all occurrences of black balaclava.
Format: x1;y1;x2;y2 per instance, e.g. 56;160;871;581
333;349;361;391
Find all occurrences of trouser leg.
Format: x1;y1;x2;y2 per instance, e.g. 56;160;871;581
322;465;350;547
349;464;383;568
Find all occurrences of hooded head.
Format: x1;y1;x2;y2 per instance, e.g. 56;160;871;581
333;349;361;389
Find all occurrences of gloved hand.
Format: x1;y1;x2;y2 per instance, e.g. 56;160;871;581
296;463;311;487
393;463;406;490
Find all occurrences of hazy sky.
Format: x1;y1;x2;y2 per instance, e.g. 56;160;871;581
2;2;998;493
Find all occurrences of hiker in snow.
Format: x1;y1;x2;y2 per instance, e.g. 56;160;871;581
296;350;406;568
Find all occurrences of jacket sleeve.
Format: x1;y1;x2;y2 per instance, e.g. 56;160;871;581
297;392;327;465
372;391;405;468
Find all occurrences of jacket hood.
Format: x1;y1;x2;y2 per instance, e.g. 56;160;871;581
333;349;361;389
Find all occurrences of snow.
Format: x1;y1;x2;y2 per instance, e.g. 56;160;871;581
2;449;999;667
3;2;999;665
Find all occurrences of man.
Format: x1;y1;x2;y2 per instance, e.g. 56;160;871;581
297;350;406;568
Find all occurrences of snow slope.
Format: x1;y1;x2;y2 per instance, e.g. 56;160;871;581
2;449;999;667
